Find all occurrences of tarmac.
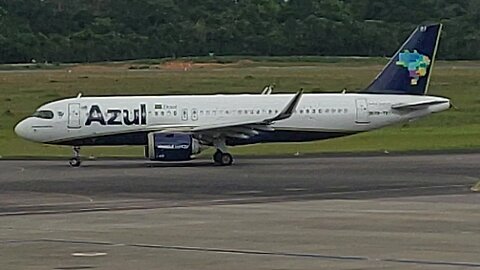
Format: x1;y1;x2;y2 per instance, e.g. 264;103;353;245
0;152;479;269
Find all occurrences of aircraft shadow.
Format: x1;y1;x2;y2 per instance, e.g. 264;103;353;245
78;160;218;169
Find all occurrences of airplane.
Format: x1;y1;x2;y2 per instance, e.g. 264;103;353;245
14;24;450;167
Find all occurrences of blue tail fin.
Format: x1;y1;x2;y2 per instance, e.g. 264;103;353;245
363;24;442;95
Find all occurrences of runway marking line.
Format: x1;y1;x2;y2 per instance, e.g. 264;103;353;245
385;258;480;268
5;238;480;268
13;166;25;172
53;265;94;270
71;252;107;257
226;190;263;195
283;188;307;192
11;198;155;208
0;183;470;216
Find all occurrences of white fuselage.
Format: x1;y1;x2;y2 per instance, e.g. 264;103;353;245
15;93;450;146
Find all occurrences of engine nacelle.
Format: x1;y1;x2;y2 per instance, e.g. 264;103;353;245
146;132;201;161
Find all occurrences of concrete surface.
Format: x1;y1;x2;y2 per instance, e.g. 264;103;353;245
0;153;479;269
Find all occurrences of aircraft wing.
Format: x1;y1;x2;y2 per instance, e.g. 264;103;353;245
391;100;449;110
193;90;302;131
148;90;303;140
192;90;302;139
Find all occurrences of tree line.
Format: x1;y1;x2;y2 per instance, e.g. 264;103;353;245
1;0;479;63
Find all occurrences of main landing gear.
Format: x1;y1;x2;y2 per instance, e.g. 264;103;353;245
69;146;81;167
212;138;233;166
213;150;233;166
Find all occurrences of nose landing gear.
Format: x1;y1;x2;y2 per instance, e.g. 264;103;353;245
69;146;81;167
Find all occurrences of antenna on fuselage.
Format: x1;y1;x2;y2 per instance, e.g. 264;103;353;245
261;84;275;95
76;92;83;98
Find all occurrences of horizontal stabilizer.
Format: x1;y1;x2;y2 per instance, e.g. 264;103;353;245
391;100;449;110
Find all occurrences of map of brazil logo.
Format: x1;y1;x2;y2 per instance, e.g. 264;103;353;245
396;50;431;85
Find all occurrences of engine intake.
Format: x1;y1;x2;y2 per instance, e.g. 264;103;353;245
146;132;201;161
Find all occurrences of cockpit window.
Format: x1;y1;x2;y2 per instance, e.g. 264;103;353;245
32;110;54;119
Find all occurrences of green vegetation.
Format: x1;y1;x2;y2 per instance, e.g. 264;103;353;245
0;58;479;158
1;1;478;158
1;0;480;64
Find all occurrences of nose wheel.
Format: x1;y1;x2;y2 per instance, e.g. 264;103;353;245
69;157;81;167
69;146;81;167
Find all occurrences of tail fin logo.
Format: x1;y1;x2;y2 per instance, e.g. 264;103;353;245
396;50;431;85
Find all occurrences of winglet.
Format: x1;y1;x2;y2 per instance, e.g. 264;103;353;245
269;89;303;122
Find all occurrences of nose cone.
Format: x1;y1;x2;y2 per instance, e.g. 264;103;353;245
14;119;33;141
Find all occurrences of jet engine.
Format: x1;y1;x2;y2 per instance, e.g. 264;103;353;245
146;132;202;161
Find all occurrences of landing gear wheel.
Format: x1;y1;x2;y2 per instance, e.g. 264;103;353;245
213;150;222;163
69;146;81;167
213;150;233;166
220;153;233;166
69;157;81;167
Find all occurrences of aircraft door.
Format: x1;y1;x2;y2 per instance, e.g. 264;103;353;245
68;103;81;128
181;108;188;121
355;99;370;124
191;108;198;121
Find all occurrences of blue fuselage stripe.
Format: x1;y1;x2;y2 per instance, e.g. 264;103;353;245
53;130;355;146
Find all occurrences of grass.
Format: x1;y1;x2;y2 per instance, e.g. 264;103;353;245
0;57;479;158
